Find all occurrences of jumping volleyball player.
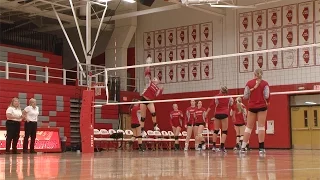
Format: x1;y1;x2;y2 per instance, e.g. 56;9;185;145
170;104;183;150
241;69;270;155
129;99;144;151
184;100;197;151
140;57;163;136
206;86;233;153
194;101;207;150
231;97;247;151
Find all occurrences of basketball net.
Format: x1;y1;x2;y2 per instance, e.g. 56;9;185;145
92;82;104;96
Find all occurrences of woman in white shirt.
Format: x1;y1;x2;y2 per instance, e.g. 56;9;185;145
23;98;39;154
5;97;23;154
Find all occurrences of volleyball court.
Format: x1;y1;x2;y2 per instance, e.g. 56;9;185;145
87;42;320;152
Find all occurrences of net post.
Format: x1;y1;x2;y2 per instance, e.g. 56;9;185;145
87;69;92;90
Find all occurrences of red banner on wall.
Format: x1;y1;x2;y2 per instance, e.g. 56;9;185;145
0;128;61;152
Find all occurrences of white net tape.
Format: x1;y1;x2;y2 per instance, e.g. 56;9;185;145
99;43;320;106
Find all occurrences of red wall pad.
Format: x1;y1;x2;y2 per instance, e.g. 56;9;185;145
80;90;95;153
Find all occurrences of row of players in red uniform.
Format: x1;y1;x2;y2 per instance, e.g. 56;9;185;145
169;96;248;152
129;65;269;154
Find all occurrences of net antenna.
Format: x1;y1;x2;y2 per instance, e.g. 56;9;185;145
51;0;110;84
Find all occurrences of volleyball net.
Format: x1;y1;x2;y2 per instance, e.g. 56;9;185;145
92;43;320;106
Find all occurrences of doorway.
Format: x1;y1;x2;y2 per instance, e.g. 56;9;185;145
290;94;320;149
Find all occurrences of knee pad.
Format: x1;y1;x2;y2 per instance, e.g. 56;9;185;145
258;126;265;131
174;136;179;140
141;117;146;122
240;135;244;140
222;130;228;135
151;112;156;117
197;134;203;138
245;127;252;134
214;130;220;135
236;135;241;138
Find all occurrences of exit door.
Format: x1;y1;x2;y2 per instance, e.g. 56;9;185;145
291;106;320;149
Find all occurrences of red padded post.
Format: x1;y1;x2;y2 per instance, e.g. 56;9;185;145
80;90;95;153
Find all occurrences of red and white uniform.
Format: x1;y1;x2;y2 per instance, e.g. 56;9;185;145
131;105;141;125
185;106;196;126
209;93;233;115
142;68;163;100
244;79;270;109
231;104;247;125
142;82;163;100
194;107;206;123
170;110;183;128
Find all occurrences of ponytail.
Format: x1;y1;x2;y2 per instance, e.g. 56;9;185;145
252;69;263;91
236;97;244;113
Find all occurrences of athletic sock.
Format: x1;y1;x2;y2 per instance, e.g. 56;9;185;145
241;142;247;149
259;142;264;149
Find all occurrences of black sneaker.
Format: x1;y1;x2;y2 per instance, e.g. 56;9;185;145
220;148;227;153
259;148;266;155
30;151;37;154
138;144;145;152
174;144;180;151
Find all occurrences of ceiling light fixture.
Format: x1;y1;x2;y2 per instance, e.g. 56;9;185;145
123;0;136;3
305;101;317;105
209;4;255;8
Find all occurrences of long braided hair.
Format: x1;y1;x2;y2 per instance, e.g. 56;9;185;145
236;97;245;113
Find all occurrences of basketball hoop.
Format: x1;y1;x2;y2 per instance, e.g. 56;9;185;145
92;82;104;96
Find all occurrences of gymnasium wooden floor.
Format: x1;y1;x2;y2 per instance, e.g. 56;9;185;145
0;150;319;180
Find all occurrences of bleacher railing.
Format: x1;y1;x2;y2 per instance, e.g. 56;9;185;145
0;61;77;85
0;61;139;92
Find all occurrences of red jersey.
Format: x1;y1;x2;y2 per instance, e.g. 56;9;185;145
170;110;183;127
232;104;246;125
244;79;270;109
142;82;163;100
131;105;140;125
209;93;233;115
185;106;196;125
194;107;206;123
